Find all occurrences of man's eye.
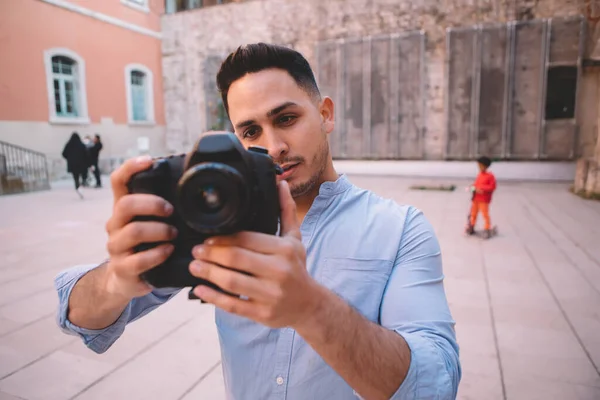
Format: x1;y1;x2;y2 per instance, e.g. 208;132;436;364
243;127;259;139
278;115;296;125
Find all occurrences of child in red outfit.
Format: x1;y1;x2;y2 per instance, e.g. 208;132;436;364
466;156;497;239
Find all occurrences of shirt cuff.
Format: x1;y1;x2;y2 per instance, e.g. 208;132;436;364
54;262;132;354
391;330;453;400
54;263;182;354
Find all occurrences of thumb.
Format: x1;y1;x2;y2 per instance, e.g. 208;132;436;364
278;180;301;240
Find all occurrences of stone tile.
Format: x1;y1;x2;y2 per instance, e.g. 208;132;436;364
455;324;497;358
456;373;503;400
525;207;600;294
0;271;58;307
449;304;491;326
0;391;25;400
180;362;226;400
443;260;485;280
535;261;600;301
73;312;221;400
444;277;489;308
504;375;600;400
484;261;542;284
0;267;42;286
0;315;75;379
62;292;206;367
491;304;572;332
0;246;100;286
0;319;21;337
459;351;501;378
496;324;589;359
0;290;58;325
501;351;600;388
488;280;557;311
560;298;600;321
568;315;600;371
0;351;114;400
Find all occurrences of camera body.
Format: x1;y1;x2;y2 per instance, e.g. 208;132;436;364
127;132;281;291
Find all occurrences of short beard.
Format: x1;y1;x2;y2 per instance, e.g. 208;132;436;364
289;137;330;198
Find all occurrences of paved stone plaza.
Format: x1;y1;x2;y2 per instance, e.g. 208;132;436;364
1;174;600;400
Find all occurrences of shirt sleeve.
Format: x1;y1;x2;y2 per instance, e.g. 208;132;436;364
54;263;182;354
380;206;461;400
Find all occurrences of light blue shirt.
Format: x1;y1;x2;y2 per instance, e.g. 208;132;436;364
54;174;461;399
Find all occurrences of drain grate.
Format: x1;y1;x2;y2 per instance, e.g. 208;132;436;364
409;184;457;192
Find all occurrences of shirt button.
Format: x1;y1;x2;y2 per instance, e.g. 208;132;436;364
276;376;284;385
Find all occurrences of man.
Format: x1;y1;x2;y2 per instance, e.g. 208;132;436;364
88;134;103;188
81;135;94;187
55;43;460;399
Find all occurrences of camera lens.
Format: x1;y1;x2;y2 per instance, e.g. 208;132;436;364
177;163;249;233
197;185;223;212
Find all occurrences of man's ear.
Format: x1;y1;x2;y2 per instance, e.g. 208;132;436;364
319;96;335;134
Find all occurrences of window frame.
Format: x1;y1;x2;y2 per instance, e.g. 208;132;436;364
121;0;150;13
125;64;155;125
543;65;578;121
44;48;89;125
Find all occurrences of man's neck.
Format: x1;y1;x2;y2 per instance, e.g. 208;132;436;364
294;163;339;223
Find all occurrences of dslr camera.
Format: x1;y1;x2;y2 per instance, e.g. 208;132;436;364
127;131;282;294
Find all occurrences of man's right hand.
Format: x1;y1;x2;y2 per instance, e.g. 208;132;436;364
102;155;177;301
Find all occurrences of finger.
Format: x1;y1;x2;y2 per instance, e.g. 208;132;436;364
110;155;153;205
193;284;259;319
278;180;301;239
192;244;281;277
189;260;276;302
192;241;274;276
202;231;281;254
107;194;174;233
115;243;174;277
107;221;177;255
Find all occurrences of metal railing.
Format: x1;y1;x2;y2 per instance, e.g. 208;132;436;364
0;140;51;195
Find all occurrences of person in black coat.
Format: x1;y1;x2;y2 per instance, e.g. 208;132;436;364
89;134;103;188
62;132;89;198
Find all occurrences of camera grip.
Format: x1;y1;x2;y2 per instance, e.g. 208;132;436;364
131;214;173;253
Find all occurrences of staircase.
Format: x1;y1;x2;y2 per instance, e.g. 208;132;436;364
0;141;50;195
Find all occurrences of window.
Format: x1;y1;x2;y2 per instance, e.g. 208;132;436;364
544;66;578;120
164;0;235;14
131;71;147;121
122;0;149;13
52;56;78;117
125;64;155;124
44;48;89;124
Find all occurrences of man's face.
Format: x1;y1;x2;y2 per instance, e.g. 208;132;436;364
226;68;334;198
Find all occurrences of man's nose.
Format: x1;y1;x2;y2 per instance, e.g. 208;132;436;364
263;130;289;160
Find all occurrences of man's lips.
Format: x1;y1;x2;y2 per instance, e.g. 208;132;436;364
277;162;300;179
280;162;300;171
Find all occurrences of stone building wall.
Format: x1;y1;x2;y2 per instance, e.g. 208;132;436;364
161;0;583;158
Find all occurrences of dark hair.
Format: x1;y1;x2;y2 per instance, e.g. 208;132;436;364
216;43;321;113
477;156;492;168
69;132;81;143
95;134;101;140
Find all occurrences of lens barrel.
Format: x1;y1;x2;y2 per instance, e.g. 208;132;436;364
177;163;249;233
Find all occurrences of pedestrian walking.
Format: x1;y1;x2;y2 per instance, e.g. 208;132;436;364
61;132;89;199
89;134;103;188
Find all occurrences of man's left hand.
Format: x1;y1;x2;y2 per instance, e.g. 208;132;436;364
189;180;320;328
